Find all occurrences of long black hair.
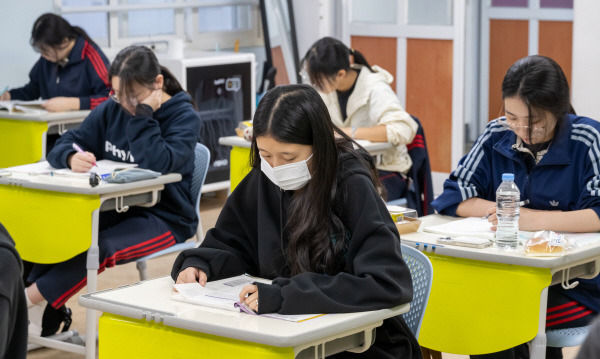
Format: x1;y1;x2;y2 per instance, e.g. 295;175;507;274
502;55;575;141
108;46;186;109
300;37;373;90
250;84;382;275
30;13;95;53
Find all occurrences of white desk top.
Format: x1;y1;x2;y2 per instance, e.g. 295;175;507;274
0;110;90;122
402;214;600;270
79;276;409;348
218;136;393;155
0;171;181;195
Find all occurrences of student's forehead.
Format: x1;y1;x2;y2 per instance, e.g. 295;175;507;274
256;136;307;154
111;77;143;92
504;97;529;117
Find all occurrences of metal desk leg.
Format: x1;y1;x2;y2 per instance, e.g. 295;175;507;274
530;287;548;359
85;208;101;359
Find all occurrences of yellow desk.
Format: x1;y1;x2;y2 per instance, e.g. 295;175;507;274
0;167;181;359
401;215;600;358
79;276;410;359
218;136;393;191
0;110;89;168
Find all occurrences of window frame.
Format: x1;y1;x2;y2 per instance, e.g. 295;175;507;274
55;0;263;50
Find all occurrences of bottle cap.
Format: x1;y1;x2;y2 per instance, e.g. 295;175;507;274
502;173;514;181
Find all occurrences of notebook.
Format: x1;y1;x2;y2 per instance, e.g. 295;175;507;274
0;100;48;114
173;274;324;323
6;160;137;180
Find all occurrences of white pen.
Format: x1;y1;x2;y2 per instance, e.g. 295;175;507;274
483;199;530;219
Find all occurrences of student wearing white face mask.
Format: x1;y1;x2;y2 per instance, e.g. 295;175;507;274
172;84;421;359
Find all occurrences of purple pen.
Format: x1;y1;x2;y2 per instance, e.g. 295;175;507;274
72;143;98;167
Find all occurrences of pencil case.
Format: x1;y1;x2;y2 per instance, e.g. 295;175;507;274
104;168;161;183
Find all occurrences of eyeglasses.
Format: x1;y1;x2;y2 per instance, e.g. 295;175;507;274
498;118;546;134
110;93;139;107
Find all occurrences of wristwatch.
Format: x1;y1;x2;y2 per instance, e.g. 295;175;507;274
351;126;358;139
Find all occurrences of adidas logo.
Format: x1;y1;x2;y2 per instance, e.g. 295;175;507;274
549;200;559;206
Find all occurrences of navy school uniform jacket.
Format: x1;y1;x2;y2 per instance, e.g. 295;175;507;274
0;223;27;359
9;36;110;110
47;92;200;242
172;151;421;359
432;114;600;313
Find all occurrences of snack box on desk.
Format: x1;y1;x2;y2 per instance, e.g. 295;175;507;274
386;205;420;234
395;217;422;234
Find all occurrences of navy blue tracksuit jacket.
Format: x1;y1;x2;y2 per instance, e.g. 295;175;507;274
9;36;110;110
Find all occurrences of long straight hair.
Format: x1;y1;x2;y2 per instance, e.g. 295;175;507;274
300;37;373;90
108;46;186;109
250;84;382;275
502;55;576;141
30;13;95;52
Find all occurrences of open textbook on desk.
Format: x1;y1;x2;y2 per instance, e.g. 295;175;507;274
173;274;324;323
5;160;137;180
0;100;47;114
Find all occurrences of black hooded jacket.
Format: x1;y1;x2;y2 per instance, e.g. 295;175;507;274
0;223;27;359
172;150;421;358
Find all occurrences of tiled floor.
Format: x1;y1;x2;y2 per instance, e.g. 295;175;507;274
27;192;582;358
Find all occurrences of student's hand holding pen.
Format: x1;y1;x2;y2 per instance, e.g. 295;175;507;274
484;199;532;231
68;151;97;172
176;267;207;286
239;284;259;313
0;87;10;101
483;207;498;231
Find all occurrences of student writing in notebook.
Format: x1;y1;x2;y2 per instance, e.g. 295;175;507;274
0;13;110;112
24;46;199;338
172;84;421;359
301;37;418;201
432;55;600;359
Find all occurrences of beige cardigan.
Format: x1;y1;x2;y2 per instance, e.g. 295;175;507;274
319;65;417;174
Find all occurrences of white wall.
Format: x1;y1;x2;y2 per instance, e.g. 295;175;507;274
572;0;600;120
0;1;54;89
292;0;338;62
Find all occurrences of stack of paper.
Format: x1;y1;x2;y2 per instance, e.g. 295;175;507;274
424;217;495;239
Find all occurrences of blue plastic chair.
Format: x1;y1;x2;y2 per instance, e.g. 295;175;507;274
546;325;591;348
387;198;408;206
400;244;433;339
135;143;211;280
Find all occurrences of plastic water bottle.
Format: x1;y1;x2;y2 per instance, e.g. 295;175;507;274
496;173;520;249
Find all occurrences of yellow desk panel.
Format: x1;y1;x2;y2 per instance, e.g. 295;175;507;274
99;313;295;359
419;253;551;355
0;118;47;168
229;146;252;192
0;186;100;263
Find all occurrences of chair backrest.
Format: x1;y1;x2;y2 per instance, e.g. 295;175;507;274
406;116;434;216
400;243;433;339
191;143;211;240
